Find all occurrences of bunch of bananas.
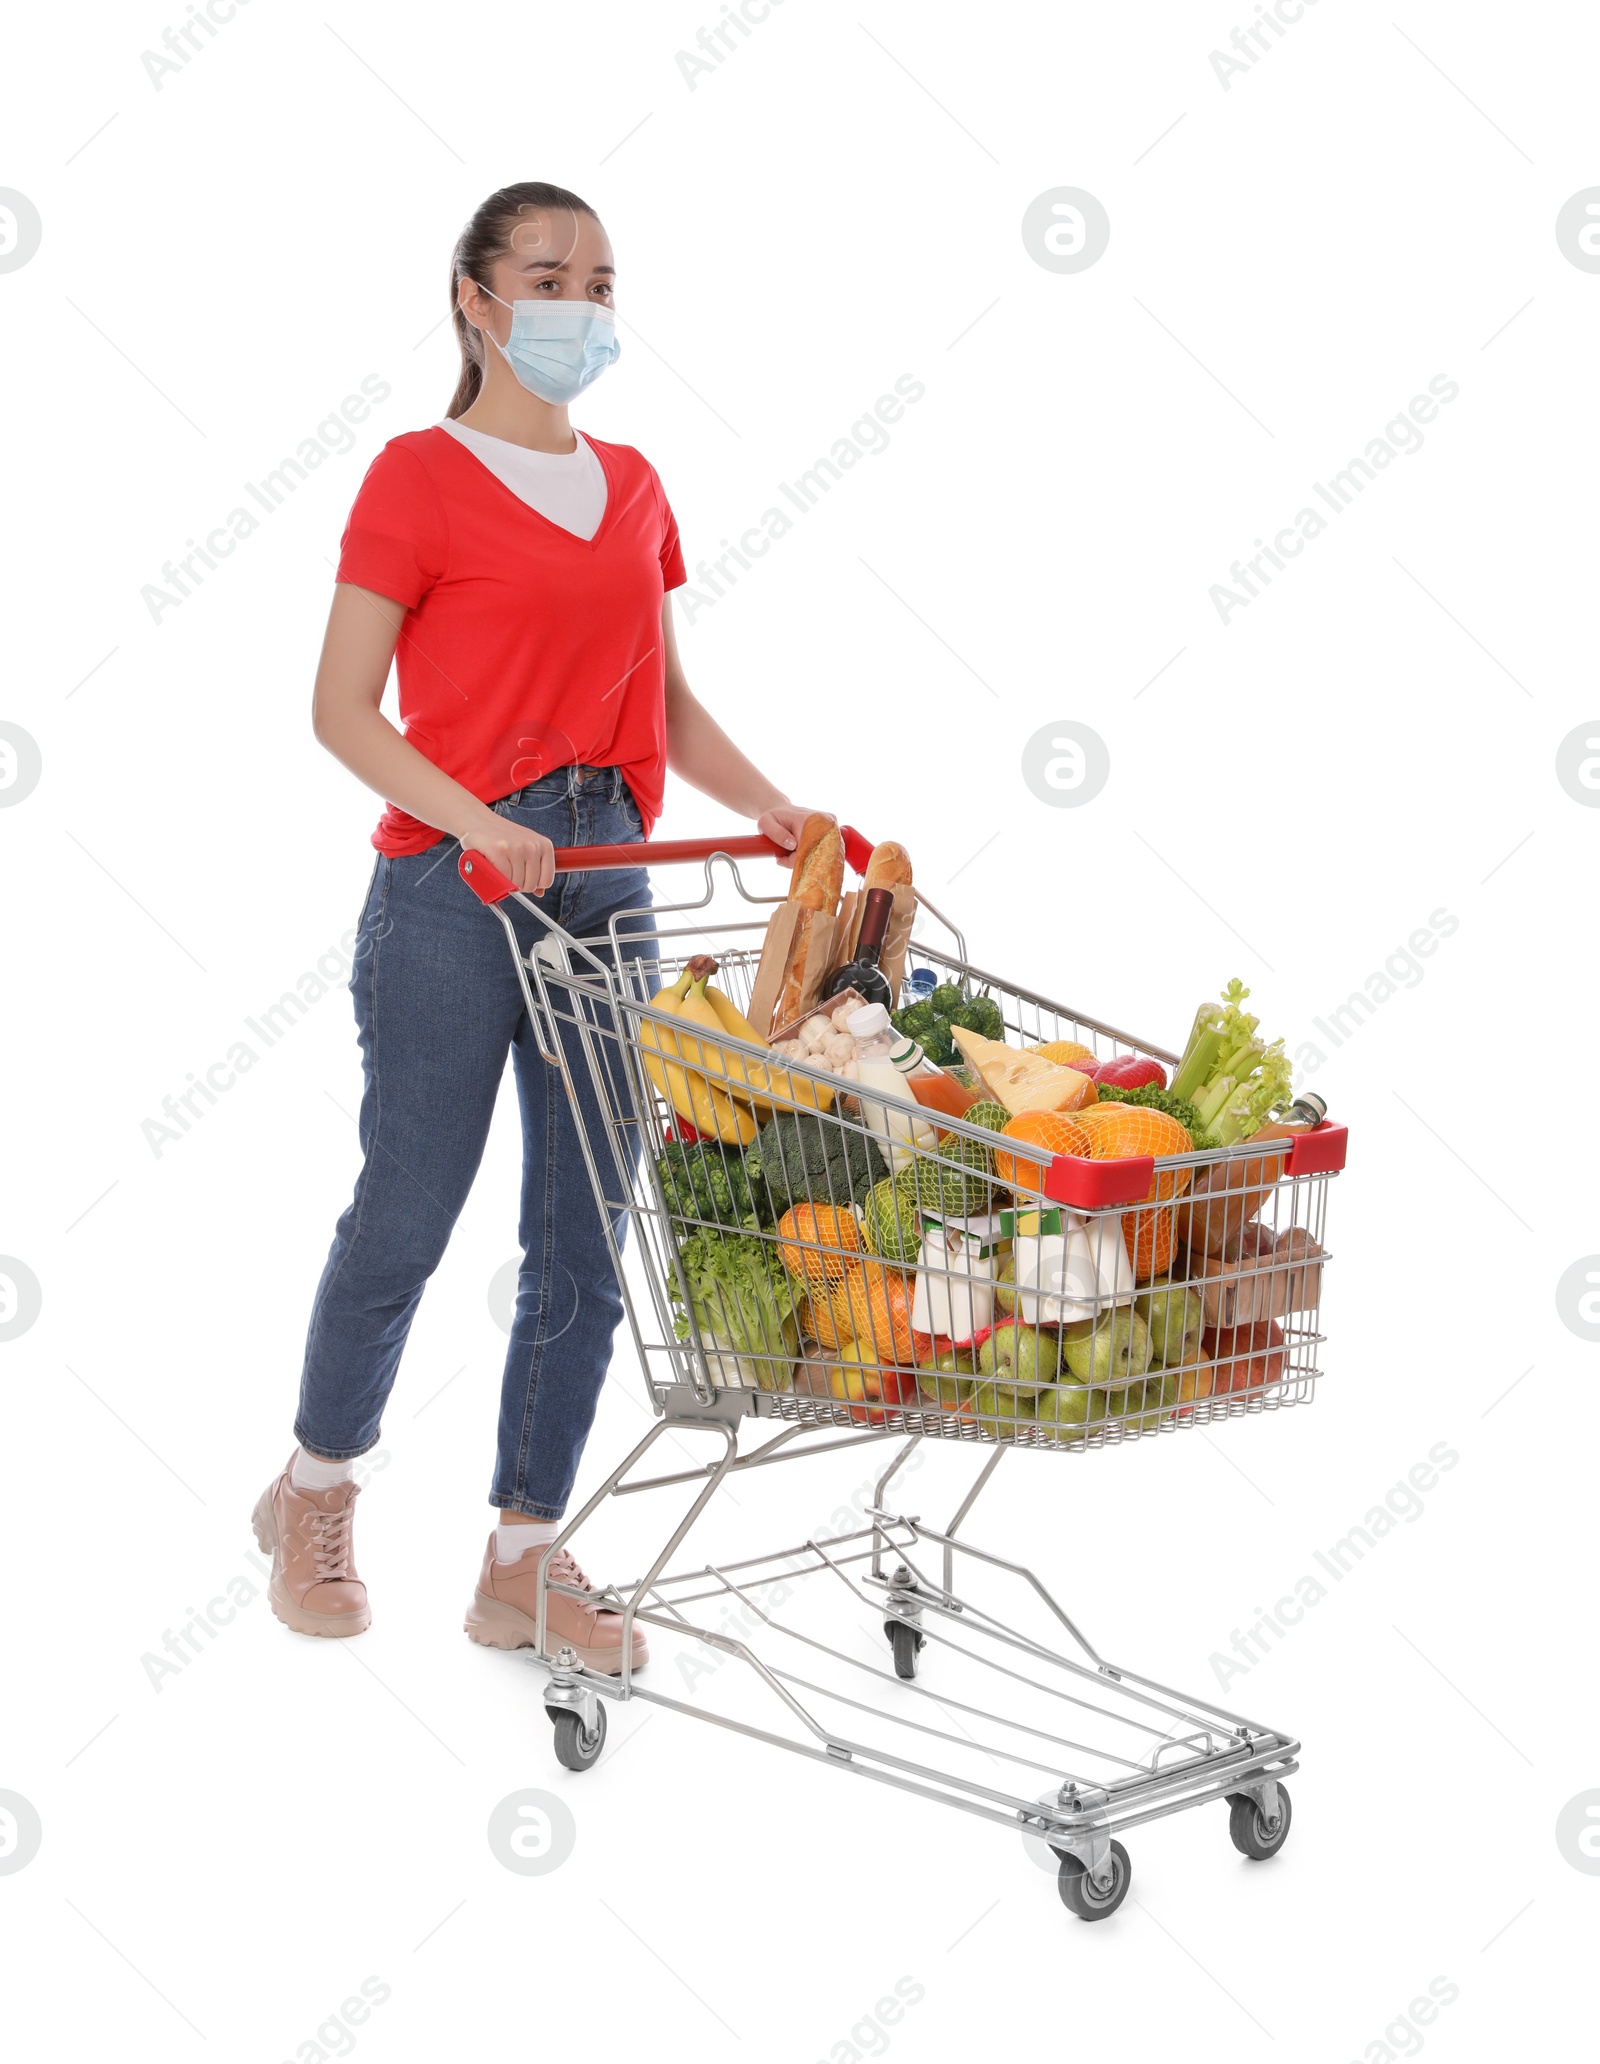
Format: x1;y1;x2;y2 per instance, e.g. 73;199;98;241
640;956;834;1145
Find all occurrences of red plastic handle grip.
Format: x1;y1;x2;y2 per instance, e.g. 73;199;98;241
840;824;875;877
458;850;520;904
458;823;878;905
1043;1154;1155;1211
1284;1122;1348;1176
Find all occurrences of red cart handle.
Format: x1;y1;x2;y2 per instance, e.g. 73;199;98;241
459;823;877;906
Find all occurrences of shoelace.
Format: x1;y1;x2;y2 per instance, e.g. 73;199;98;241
546;1546;595;1595
307;1500;355;1581
545;1545;622;1617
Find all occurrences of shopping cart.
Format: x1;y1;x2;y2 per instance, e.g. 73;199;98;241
459;828;1346;1920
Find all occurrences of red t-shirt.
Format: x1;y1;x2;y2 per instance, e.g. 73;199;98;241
335;427;687;856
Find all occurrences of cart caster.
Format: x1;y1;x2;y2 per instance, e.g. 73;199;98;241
547;1701;607;1772
1057;1839;1131;1921
885;1620;924;1680
1227;1783;1292;1860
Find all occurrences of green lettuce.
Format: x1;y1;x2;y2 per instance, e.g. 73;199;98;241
668;1227;799;1390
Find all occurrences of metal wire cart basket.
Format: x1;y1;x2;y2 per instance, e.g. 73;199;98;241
458;827;1347;1920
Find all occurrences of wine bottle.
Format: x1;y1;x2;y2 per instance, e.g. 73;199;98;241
821;887;894;1008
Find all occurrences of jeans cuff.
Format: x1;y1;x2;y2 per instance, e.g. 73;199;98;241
292;1427;383;1463
492;1495;566;1521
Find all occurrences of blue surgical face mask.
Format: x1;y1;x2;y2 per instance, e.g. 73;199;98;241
476;285;620;405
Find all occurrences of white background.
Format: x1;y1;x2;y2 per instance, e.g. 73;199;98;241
3;0;1596;2057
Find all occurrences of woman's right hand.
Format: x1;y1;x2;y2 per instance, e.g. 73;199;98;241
464;814;557;896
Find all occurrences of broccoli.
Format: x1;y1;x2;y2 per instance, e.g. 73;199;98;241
752;1107;887;1215
893;984;1004;1068
960;994;1004;1040
656;1139;771;1229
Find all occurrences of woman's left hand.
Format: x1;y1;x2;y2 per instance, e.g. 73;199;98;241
757;802;824;859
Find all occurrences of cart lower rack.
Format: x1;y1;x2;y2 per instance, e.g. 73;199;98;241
458;829;1341;1919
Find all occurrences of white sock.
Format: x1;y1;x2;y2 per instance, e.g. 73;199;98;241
292;1449;356;1492
496;1519;559;1562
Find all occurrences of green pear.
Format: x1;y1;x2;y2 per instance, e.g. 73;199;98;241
1062;1307;1152;1386
1138;1370;1180;1421
992;1255;1017;1317
977;1320;1060;1409
1035;1382;1102;1435
919;1345;978;1410
1135;1278;1204;1369
1115;1370;1183;1432
972;1382;1036;1429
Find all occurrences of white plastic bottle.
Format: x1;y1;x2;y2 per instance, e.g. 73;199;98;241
847;1003;939;1171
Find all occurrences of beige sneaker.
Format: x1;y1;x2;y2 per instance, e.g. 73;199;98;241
464;1536;647;1674
251;1456;370;1638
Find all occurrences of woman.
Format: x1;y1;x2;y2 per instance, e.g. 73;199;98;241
252;182;817;1670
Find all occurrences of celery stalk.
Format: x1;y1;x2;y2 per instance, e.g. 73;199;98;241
1215;1035;1264;1083
1171;1026;1224;1104
1194;1073;1239;1129
1174;1002;1219;1081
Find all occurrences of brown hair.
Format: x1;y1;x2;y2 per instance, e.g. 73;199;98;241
446;182;601;419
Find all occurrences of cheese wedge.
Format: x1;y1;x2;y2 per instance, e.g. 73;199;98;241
950;1026;1097;1115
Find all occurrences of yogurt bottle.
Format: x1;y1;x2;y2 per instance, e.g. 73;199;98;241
1004;1207;1136;1324
847;1003;938;1171
913;1209;1008;1345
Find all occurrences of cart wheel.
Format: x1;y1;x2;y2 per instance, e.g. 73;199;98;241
1227;1785;1292;1861
548;1702;606;1772
1057;1840;1131;1921
886;1621;923;1680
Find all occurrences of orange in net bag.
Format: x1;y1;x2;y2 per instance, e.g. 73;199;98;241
1078;1105;1194;1200
843;1261;917;1365
1029;1039;1097;1068
776;1203;861;1289
992;1110;1095;1197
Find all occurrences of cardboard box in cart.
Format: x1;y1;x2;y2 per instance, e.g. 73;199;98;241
1194;1224;1325;1331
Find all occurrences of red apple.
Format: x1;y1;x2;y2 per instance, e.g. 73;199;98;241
828;1350;919;1425
1201;1321;1286;1395
1097;1055;1168;1091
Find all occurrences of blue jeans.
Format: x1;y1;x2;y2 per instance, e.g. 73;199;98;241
295;766;657;1518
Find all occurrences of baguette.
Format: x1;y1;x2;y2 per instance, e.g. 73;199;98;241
775;909;819;1027
863;840;913;891
788;813;844;916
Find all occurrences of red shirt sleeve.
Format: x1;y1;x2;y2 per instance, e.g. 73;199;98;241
336;440;449;608
656;476;687;591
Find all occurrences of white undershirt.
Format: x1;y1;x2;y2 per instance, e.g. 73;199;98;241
437;420;608;541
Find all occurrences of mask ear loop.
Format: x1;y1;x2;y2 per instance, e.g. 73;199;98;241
469;279;517;372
